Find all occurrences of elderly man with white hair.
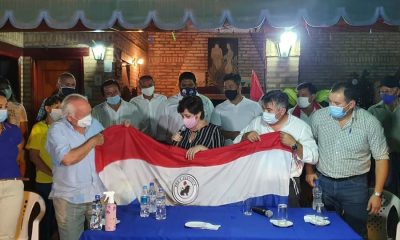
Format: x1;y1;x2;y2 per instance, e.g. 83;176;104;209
46;94;105;240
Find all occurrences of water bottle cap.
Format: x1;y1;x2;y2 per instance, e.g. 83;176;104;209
95;194;101;200
150;182;155;186
315;179;320;186
143;186;148;190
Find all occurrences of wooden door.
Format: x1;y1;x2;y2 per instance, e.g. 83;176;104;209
34;59;82;114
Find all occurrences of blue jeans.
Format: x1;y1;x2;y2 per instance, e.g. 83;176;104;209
318;172;368;238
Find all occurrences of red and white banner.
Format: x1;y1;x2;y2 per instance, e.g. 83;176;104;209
95;126;292;206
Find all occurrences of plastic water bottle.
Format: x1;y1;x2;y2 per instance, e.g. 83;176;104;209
149;182;157;214
155;187;167;220
89;194;103;230
312;179;323;210
140;186;150;217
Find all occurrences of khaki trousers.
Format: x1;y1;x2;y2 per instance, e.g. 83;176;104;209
0;180;24;240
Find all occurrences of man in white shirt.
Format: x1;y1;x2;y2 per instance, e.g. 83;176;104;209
288;82;321;125
130;75;167;139
234;90;318;207
92;80;144;129
158;72;214;143
211;74;262;145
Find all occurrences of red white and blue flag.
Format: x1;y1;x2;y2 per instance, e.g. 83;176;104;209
95;126;292;206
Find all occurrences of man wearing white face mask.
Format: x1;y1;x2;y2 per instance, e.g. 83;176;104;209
46;94;105;240
233;90;318;207
92;79;144;129
26;94;63;240
130;75;167;139
288;82;321;125
306;81;389;237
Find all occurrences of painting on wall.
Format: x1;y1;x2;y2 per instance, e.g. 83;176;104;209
207;38;238;88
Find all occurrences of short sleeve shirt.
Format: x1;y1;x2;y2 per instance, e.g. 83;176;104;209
0;123;22;178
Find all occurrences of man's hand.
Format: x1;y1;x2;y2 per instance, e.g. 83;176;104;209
306;173;318;187
91;133;104;147
244;131;261;142
122;120;131;127
280;132;296;148
367;195;382;214
186;145;208;160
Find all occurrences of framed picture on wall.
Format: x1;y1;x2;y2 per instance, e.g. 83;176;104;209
207;38;238;88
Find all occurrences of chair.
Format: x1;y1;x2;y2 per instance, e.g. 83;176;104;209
367;188;400;240
16;191;46;240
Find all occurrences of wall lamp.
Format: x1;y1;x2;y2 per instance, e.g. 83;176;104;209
278;31;297;57
91;42;106;61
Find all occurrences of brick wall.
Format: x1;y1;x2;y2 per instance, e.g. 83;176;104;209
300;32;400;90
147;32;266;97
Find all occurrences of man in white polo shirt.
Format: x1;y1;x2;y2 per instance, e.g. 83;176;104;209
211;73;262;145
130;75;167;139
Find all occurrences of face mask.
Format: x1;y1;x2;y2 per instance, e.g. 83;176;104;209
381;94;397;105
262;111;279;125
61;87;76;96
329;103;350;119
49;109;63;121
1;88;12;100
142;86;155;97
77;114;92;128
180;87;197;97
106;95;121;105
0;109;7;122
225;90;238;101
297;97;311;108
183;116;198;129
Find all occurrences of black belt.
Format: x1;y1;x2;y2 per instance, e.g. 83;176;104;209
317;171;367;182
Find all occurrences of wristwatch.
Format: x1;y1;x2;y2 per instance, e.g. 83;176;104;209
373;192;382;197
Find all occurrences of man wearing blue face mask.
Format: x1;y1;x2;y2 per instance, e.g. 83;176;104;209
368;75;400;195
306;81;389;237
233;90;319;207
157;72;214;143
36;72;77;121
92;79;144;129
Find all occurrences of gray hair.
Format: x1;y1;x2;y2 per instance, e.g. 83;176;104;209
261;90;289;111
61;93;88;117
57;72;76;86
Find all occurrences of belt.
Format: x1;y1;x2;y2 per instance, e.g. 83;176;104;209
0;177;29;181
317;171;367;182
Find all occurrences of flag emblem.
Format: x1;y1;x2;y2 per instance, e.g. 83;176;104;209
172;174;199;205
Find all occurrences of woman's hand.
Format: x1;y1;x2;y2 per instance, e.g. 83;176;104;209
171;132;183;143
186;145;208;160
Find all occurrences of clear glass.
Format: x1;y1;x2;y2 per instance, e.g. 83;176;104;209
277;203;288;225
242;197;252;216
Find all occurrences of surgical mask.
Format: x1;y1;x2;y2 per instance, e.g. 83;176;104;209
49;109;63;121
381;94;397;105
262;111;279;125
183;116;198;129
225;90;238;101
180;87;197;97
77;114;92;128
297;97;311;108
61;87;76;96
142;86;155;97
1;88;12;100
106;95;121;105
0;109;7;122
329;103;350;119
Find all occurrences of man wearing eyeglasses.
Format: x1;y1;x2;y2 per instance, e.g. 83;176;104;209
368;75;400;196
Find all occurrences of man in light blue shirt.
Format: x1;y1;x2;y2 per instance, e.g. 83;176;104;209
46;94;105;240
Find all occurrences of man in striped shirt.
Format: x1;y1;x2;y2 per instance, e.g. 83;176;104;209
306;81;389;237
